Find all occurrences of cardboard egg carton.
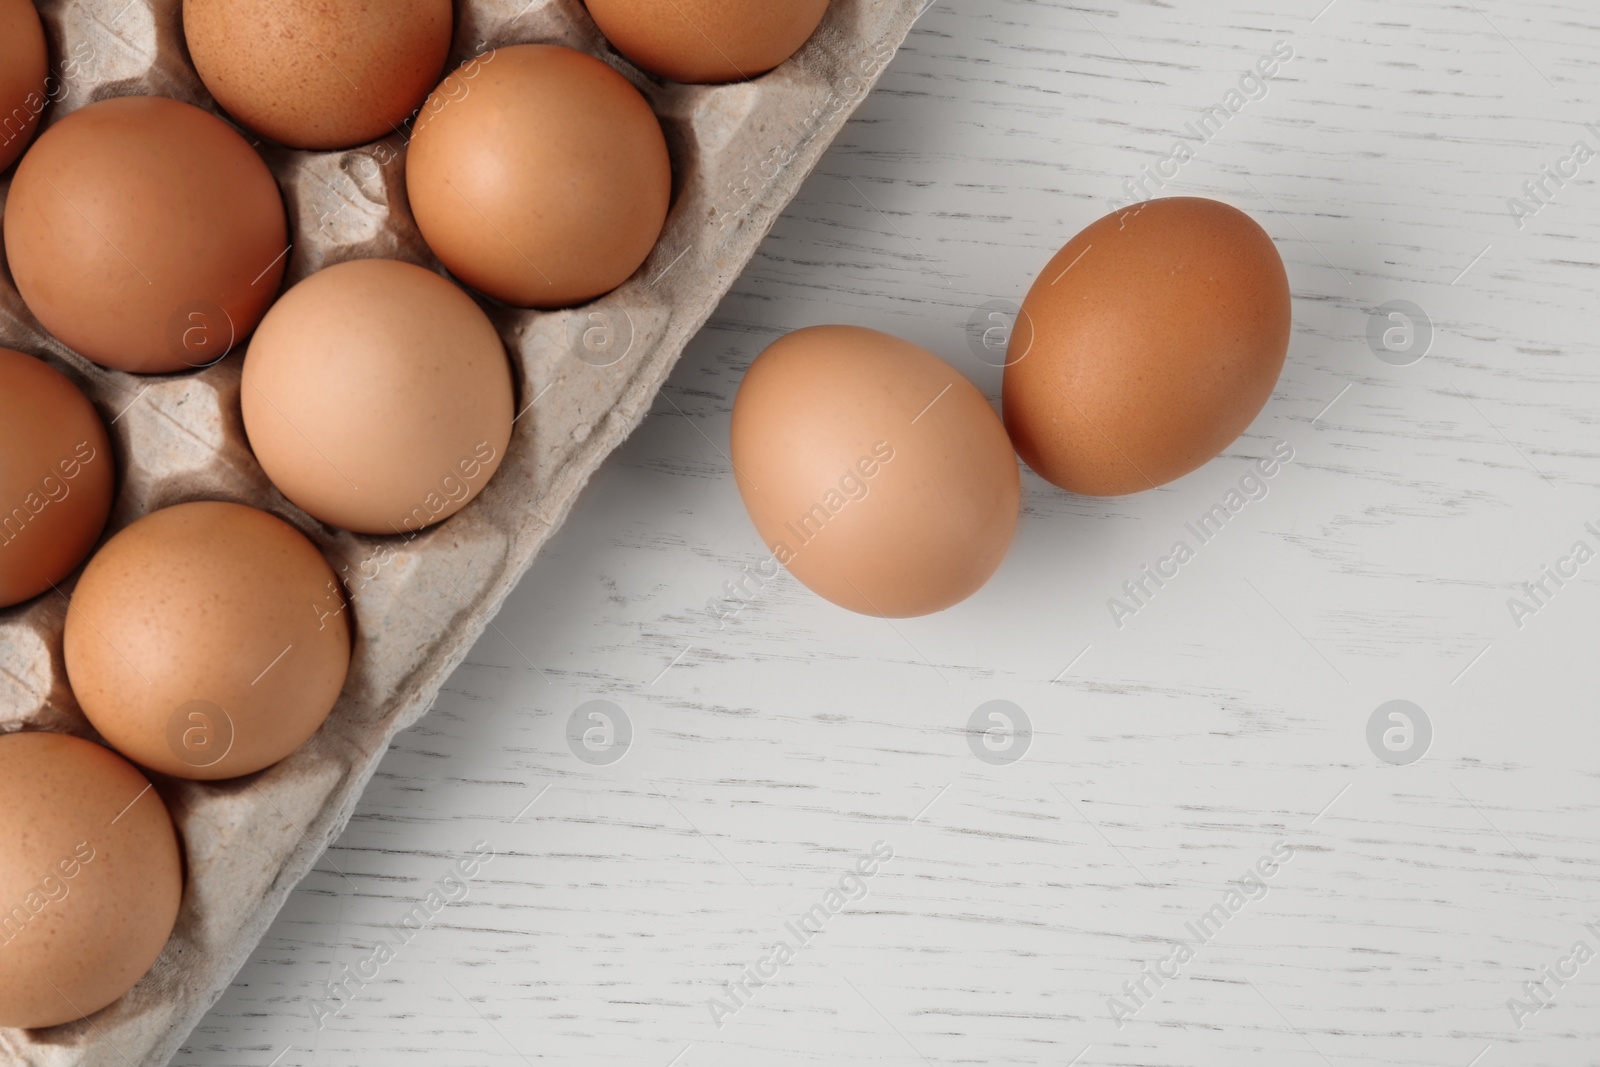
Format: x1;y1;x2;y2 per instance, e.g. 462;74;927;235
0;0;922;1062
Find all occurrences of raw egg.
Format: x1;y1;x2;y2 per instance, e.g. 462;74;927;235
1002;196;1290;496
184;0;452;150
4;96;288;374
0;0;48;171
241;258;513;535
406;44;671;308
731;325;1019;617
0;731;183;1029
0;349;114;607
63;501;351;780
585;0;831;83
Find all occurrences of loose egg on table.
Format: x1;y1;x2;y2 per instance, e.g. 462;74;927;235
0;0;48;171
63;501;352;780
585;0;831;83
1002;196;1291;496
406;44;672;308
240;258;514;535
0;732;183;1030
0;349;114;607
730;325;1019;618
3;96;288;374
183;0;452;150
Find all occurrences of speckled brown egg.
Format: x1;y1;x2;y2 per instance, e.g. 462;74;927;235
1002;197;1291;496
0;0;48;172
63;501;351;780
240;258;514;535
183;0;452;150
585;0;831;83
406;44;671;308
3;96;288;374
731;325;1019;618
0;349;114;607
0;731;183;1029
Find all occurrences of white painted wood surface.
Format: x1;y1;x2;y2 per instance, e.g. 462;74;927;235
175;1;1600;1064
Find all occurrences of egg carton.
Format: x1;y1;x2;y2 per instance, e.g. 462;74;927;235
0;0;922;1062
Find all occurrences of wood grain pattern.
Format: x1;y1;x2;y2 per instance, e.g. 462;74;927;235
177;1;1600;1064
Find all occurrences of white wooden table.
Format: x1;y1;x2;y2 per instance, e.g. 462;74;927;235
175;1;1600;1063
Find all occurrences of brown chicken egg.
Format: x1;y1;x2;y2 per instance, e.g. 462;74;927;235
241;258;513;535
406;44;671;308
0;0;48;172
585;0;830;83
731;325;1019;618
1002;197;1290;496
0;731;183;1029
4;96;288;374
63;501;351;780
0;349;114;607
183;0;452;150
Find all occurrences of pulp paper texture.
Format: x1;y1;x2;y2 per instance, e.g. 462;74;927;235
0;0;921;1062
